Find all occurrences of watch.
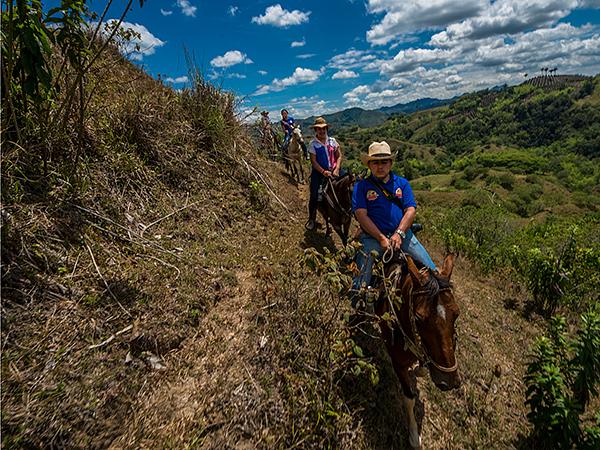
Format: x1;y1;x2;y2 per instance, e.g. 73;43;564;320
395;229;406;239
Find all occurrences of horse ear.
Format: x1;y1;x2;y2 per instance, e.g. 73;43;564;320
440;254;455;279
406;256;428;285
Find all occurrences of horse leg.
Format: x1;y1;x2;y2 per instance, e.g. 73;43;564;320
391;357;421;448
403;395;421;449
299;159;305;183
325;214;332;237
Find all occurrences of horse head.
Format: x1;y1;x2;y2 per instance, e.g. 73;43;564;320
402;254;461;391
291;125;303;143
321;173;355;244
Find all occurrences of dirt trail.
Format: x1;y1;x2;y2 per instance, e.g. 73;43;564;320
111;270;263;448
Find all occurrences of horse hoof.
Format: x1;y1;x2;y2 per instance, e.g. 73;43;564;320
414;365;427;378
409;432;422;449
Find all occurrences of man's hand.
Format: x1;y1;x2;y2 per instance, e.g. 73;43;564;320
378;235;390;250
390;233;403;250
323;170;333;177
333;168;340;177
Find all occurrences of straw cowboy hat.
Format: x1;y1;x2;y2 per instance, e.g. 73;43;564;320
360;141;397;165
309;117;329;129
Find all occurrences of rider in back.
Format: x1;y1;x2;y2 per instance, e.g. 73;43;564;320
350;141;437;305
306;117;342;231
280;109;295;149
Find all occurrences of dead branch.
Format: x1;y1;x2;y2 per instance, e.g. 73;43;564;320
239;156;294;217
140;201;198;236
88;324;134;350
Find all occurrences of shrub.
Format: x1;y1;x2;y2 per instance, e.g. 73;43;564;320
451;176;471;190
525;312;600;449
510;221;600;316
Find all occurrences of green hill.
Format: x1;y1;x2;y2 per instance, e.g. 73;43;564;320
337;74;600;218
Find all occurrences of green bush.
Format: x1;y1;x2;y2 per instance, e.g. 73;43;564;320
525;312;600;449
432;203;516;273
510;221;600;315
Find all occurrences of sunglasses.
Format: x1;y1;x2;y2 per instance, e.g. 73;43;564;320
371;159;392;165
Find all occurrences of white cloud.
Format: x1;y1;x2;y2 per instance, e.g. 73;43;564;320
254;67;323;95
366;0;487;45
342;20;600;109
101;20;165;61
381;47;457;74
281;96;340;120
343;84;371;103
296;53;316;59
328;49;382;70
177;0;197;17
332;69;359;79
577;0;600;7
210;50;253;68
165;76;189;83
258;70;268;75
228;5;239;16
160;9;173;16
429;0;579;46
251;4;311;27
291;38;306;47
445;74;463;85
227;72;247;79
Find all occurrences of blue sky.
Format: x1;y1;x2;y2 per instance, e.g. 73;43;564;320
86;0;600;119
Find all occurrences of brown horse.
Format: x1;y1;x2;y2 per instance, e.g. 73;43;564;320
375;253;460;448
318;173;354;245
284;126;305;183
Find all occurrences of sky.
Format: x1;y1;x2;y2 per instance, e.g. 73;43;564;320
84;0;600;119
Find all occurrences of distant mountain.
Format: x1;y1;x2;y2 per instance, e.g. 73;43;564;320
298;107;387;131
297;97;455;131
377;97;455;115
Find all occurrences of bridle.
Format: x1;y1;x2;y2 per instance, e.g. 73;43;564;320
382;248;458;374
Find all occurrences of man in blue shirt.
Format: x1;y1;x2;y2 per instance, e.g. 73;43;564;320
351;141;437;303
280;109;295;149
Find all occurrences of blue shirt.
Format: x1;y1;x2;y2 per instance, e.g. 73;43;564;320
352;173;417;235
281;116;295;136
308;137;339;173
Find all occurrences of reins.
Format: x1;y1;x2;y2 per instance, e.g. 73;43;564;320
381;247;458;373
323;176;352;218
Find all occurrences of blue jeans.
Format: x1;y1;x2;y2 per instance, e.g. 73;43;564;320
283;133;291;149
308;170;324;220
351;230;437;292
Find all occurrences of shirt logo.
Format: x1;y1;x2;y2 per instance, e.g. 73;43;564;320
366;190;378;201
395;188;403;198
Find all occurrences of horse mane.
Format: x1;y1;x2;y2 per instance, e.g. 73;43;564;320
389;257;452;298
420;271;452;297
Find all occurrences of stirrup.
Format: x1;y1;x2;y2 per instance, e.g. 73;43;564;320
305;219;316;231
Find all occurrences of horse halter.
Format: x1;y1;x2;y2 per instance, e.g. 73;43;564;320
408;285;458;373
383;248;458;374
